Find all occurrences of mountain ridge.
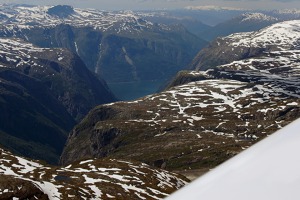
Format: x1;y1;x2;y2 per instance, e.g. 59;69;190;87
190;20;300;71
0;38;116;164
199;12;279;41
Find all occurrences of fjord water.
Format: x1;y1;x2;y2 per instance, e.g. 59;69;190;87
107;80;165;100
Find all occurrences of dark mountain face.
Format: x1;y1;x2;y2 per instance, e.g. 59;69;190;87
0;69;75;164
0;38;116;120
28;25;205;83
47;5;75;18
0;38;116;164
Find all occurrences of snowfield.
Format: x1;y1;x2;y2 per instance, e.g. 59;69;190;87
0;4;170;34
226;20;300;50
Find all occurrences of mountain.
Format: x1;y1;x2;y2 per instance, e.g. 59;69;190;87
0;146;188;199
182;6;248;26
268;9;300;21
200;12;279;41
0;4;207;99
168;50;300;91
190;20;300;71
0;38;116;164
136;11;212;37
0;69;75;165
60;68;300;170
0;38;116;120
60;20;300;172
138;9;300;43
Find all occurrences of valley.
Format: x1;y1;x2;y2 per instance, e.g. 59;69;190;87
0;37;116;164
107;80;165;101
0;3;300;199
0;4;207;100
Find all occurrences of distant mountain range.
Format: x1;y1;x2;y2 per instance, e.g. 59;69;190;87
138;8;300;42
199;12;279;41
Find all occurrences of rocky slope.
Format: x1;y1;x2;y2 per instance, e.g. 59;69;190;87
166;50;300;90
0;69;75;165
60;76;300;170
0;37;116;120
190;20;300;71
60;20;300;171
0;4;207;85
0;146;187;199
0;38;116;164
61;61;300;171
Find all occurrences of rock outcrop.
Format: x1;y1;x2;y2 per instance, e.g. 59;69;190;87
0;147;188;200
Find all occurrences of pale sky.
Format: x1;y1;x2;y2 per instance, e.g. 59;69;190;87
0;0;299;10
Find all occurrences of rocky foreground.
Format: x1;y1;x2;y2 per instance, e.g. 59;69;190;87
0;147;187;199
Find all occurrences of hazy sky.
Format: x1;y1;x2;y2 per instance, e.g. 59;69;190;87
0;0;299;10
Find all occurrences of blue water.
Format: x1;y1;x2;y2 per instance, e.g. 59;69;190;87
107;80;165;101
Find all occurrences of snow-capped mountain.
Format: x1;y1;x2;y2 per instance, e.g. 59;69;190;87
186;51;300;98
219;50;300;77
227;20;300;49
240;12;278;22
0;4;167;34
191;20;300;71
184;5;247;11
0;146;187;199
